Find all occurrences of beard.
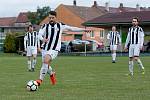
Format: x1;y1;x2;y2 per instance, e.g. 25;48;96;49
49;20;55;24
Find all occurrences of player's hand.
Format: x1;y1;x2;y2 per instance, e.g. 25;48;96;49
140;46;144;51
43;38;49;43
124;47;128;52
38;47;42;53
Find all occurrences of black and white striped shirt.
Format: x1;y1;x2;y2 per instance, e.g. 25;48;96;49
107;31;121;45
125;26;144;48
38;22;84;51
24;31;38;49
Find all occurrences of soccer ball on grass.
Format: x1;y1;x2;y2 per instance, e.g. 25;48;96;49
26;80;38;91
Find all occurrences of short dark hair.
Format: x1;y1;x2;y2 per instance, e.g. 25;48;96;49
49;11;57;17
27;24;33;30
132;17;139;22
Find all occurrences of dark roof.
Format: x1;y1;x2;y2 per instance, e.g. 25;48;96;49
63;4;140;21
64;5;104;21
15;12;29;23
0;17;16;26
83;11;150;27
97;6;137;13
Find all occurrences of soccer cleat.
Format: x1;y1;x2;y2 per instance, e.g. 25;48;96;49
31;68;35;72
35;79;42;86
112;60;116;63
50;72;56;85
125;73;133;77
28;69;32;72
141;69;145;75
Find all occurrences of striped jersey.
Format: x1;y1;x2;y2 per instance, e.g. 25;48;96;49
107;31;121;45
24;31;39;49
125;26;144;48
38;22;83;51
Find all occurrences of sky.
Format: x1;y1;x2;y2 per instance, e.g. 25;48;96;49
0;0;150;17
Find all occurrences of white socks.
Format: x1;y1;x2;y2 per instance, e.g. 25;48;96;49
27;60;31;70
129;61;134;75
137;59;144;70
32;59;36;69
47;66;53;75
39;63;49;80
112;53;116;61
128;59;144;75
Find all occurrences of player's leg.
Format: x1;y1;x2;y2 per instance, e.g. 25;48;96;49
26;47;32;71
27;56;32;71
111;45;117;63
110;45;114;62
31;54;37;71
47;50;58;85
37;54;51;85
31;48;37;71
134;46;145;74
128;57;134;76
128;46;134;76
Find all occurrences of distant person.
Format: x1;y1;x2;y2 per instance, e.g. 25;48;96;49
107;26;121;63
68;41;74;52
124;17;145;76
24;25;39;72
36;11;86;86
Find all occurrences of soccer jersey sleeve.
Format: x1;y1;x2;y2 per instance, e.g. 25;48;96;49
117;33;121;44
61;23;84;32
139;27;144;48
38;24;46;41
107;32;110;40
125;28;131;48
24;33;28;51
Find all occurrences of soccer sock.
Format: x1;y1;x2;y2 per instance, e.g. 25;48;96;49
47;66;53;75
27;60;31;70
32;59;36;68
137;59;144;70
129;61;134;75
112;53;116;61
39;63;49;80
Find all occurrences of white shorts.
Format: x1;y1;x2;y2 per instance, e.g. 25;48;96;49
110;45;117;51
42;50;58;61
26;46;37;56
129;44;140;57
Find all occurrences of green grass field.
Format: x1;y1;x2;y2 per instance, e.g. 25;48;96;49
0;54;150;100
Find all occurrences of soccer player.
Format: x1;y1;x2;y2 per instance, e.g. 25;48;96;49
107;26;121;63
124;17;145;76
24;25;39;72
36;11;85;86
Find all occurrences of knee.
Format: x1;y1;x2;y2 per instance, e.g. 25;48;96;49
44;59;49;64
134;57;138;61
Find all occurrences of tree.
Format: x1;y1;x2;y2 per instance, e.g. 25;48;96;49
3;33;17;53
28;6;51;24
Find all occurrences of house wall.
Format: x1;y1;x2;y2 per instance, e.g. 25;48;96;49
40;4;105;45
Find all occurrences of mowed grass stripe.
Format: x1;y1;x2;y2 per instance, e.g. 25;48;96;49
0;55;150;100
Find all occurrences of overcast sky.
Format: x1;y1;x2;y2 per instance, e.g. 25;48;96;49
0;0;150;17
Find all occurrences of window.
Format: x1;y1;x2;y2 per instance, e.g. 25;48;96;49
100;30;104;38
0;28;4;32
89;30;94;38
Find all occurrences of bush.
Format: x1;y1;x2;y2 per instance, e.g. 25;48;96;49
3;33;17;53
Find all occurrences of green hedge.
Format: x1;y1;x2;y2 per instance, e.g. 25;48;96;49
3;33;17;53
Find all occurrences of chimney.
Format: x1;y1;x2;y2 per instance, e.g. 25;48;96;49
93;1;98;7
119;3;123;8
73;0;76;6
105;2;109;11
136;4;140;11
